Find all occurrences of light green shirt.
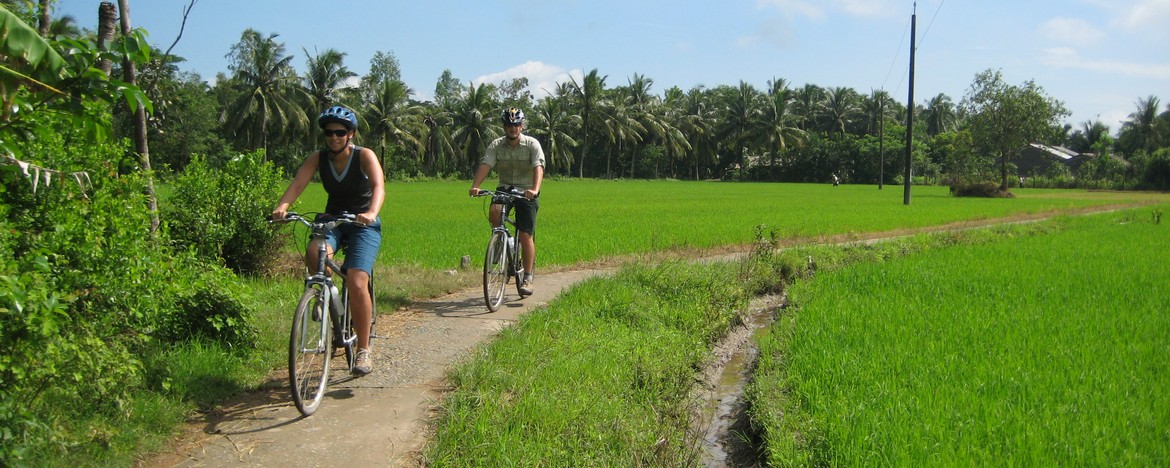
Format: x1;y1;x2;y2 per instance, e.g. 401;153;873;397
482;134;545;189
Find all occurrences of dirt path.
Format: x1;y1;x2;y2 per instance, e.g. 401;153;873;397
144;268;609;467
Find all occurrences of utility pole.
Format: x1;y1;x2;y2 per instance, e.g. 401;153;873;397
903;2;917;205
879;97;885;190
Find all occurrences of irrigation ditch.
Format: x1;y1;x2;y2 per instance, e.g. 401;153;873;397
693;293;786;466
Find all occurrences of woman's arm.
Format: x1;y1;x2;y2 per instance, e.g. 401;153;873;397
358;147;385;225
272;152;321;219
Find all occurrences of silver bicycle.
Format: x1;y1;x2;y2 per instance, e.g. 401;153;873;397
271;212;376;416
473;189;532;312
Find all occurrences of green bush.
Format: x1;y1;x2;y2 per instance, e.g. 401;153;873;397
163;151;287;275
0;130;257;463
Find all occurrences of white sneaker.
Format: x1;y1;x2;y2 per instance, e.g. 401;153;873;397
519;276;534;295
353;348;372;375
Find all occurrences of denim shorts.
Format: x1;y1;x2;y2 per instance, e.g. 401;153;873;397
318;215;382;275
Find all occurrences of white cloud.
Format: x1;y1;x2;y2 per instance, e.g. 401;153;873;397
472;61;583;99
1112;0;1170;30
1039;17;1105;47
1041;48;1170;79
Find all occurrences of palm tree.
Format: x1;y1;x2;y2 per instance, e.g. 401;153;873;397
653;95;693;179
528;95;580;175
623;73;663;178
792;83;826;131
760;78;806;168
861;89;898;136
921;92;957;136
1068;120;1110;154
222;29;309;156
715;81;763;172
1119;95;1163;155
569;69;609;178
303;48;355;115
603;99;645;178
365;80;425;164
823;86;861;137
668;86;714;180
448;81;500;174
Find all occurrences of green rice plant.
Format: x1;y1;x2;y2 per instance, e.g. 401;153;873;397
424;260;749;466
290;180;1166;271
752;205;1170;465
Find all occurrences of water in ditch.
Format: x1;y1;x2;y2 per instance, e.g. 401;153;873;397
697;295;783;467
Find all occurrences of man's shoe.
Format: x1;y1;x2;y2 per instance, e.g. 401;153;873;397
353;348;372;375
518;277;534;295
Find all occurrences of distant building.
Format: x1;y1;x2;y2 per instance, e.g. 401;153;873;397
1012;143;1130;177
1015;144;1081;176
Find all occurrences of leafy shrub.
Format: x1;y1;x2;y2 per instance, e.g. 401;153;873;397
163;151;287;275
0;130;257;462
1142;148;1170;191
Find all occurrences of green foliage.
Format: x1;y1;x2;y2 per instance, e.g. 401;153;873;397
0;7;153;156
1142;147;1170;190
0;129;256;463
163;151;287;275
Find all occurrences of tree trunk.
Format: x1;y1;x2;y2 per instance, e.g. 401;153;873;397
96;3;117;75
117;0;160;233
37;0;51;36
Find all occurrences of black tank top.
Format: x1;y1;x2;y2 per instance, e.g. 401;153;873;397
318;145;373;215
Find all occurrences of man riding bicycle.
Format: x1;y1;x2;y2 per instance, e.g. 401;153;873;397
272;105;385;375
469;107;545;295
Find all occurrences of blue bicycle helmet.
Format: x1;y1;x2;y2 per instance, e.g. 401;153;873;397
318;105;358;130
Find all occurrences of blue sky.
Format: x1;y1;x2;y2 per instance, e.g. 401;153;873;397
56;0;1170;134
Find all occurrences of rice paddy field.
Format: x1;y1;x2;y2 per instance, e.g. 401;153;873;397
280;180;1169;464
749;209;1170;465
289;179;1165;271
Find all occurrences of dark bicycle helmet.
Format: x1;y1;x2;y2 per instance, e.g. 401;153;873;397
502;107;525;125
318;105;358;130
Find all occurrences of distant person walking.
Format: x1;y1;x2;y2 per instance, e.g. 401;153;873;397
469;107;545;295
832;173;840;186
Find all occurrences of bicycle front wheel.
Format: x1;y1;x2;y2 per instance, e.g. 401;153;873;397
483;232;509;312
290;285;332;416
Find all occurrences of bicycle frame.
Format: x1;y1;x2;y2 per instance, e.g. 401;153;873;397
283;214;360;366
307;228;356;365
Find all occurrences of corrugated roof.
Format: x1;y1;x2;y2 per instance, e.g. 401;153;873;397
1028;143;1077;160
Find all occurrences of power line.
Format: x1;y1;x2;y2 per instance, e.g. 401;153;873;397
916;0;946;50
882;14;912;92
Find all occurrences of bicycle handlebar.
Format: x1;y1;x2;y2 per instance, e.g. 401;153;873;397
269;212;360;231
472;189;526;200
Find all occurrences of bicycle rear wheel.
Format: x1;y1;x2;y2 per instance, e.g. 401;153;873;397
483;231;508;312
290;285;332;416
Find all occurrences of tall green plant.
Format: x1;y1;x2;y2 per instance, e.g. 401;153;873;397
163;150;287;275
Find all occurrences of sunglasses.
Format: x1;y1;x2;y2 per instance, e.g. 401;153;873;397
323;129;349;137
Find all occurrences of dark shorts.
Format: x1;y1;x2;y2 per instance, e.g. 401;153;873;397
317;215;382;275
497;186;539;235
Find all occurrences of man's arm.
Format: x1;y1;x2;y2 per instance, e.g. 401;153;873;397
469;163;492;196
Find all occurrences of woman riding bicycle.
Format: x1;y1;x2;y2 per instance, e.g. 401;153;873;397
272;105;385;375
